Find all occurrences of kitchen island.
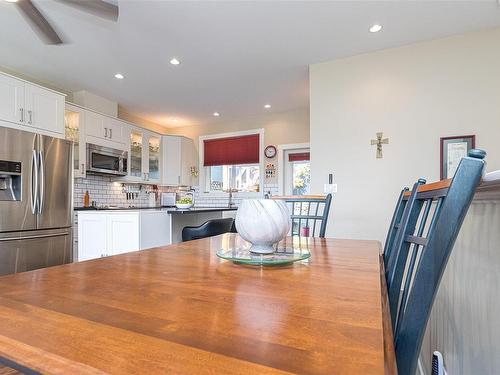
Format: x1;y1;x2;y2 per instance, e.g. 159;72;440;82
75;207;237;261
0;235;392;374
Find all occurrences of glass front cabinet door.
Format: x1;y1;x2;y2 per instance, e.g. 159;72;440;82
147;135;161;182
128;128;161;182
129;129;144;180
64;103;86;178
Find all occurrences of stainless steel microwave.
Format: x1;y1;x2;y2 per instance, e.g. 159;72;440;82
87;144;128;176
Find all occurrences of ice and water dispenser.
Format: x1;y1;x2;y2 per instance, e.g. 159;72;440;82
0;160;21;201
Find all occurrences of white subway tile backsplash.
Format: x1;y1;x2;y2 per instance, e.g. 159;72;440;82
74;176;278;209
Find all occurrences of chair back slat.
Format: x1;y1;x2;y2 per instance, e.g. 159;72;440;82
312;202;320;235
383;187;409;266
386;179;426;295
386;149;486;375
270;194;332;237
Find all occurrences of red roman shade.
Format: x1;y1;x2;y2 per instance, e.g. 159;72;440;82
288;152;310;162
204;134;260;167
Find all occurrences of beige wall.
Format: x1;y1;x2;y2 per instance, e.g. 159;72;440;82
169;107;310;150
117;106;168;134
310;27;500;241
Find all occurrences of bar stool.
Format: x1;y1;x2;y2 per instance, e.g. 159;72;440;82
182;218;234;242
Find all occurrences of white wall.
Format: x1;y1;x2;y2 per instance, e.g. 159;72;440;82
169;107;310;150
310;28;500;241
170;107;310;191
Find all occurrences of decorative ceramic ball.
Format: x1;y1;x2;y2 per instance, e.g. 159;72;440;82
235;199;291;254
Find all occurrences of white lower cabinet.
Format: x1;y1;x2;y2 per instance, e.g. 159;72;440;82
107;214;140;256
78;214;107;261
77;211;171;261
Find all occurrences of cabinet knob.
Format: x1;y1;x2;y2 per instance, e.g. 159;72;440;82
28;110;33;124
104;128;108;138
81;163;85;173
19;108;24;123
109;128;113;139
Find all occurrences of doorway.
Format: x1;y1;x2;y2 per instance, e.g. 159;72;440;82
278;144;310;196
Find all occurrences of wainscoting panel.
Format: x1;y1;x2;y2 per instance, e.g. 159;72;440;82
421;199;500;374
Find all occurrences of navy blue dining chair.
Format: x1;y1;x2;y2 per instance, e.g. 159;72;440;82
270;194;332;238
385;149;486;375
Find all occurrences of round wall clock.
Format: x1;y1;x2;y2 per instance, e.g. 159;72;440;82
264;145;277;159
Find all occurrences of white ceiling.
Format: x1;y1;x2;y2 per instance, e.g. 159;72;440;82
1;1;499;128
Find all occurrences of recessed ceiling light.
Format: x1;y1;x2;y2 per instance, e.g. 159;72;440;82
114;73;124;79
213;112;220;117
369;24;383;33
4;0;19;3
170;58;181;65
264;104;271;109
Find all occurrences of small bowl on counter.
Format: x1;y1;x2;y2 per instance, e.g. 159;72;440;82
175;202;193;209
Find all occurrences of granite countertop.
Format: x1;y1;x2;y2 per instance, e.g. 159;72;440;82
165;207;238;214
74;206;238;214
74;206;164;211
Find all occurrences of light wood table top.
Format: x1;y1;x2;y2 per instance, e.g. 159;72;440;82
0;234;395;374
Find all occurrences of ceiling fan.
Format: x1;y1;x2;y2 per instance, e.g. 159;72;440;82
8;0;119;45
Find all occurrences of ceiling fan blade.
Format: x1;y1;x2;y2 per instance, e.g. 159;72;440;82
55;0;119;21
15;0;63;45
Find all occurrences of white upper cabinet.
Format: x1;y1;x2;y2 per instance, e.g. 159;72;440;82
84;110;127;149
84;110;106;140
0;72;64;136
0;74;24;124
105;117;126;144
24;83;64;134
161;136;197;186
162;136;182;185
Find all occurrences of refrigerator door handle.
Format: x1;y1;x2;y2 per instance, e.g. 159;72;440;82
30;149;38;214
0;232;69;242
38;150;45;214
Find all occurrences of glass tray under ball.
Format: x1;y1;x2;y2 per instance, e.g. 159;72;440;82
216;241;311;266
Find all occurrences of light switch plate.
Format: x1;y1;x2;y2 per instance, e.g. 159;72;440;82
324;184;337;194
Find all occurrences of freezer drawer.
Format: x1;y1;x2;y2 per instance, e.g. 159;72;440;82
0;229;72;276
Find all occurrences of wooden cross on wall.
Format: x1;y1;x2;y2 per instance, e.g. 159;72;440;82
370;132;389;159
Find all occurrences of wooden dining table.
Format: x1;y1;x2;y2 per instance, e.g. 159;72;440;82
0;234;395;374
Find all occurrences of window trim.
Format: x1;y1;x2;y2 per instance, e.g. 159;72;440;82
199;128;265;198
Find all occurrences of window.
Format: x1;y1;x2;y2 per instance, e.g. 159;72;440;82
200;130;263;194
209;164;260;192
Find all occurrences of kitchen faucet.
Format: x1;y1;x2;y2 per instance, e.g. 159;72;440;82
226;188;238;208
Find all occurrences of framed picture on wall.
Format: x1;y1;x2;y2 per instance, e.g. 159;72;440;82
440;135;475;180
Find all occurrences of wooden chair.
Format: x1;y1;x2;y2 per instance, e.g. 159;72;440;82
386;149;486;375
182;218;234;242
270;194;332;237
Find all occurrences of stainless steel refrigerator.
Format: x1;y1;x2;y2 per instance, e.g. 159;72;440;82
0;127;72;276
